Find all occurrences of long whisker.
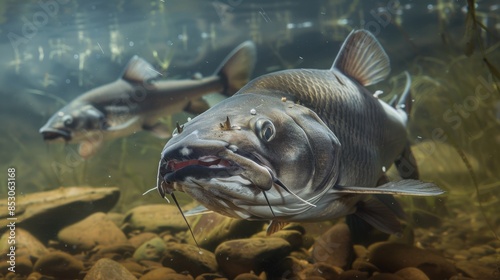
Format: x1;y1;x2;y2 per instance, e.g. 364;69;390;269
170;193;200;252
142;186;157;196
274;178;317;207
262;190;276;217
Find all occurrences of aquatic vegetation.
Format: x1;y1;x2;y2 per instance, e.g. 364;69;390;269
404;44;500;239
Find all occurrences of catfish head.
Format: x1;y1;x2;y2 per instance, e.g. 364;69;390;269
157;93;341;221
39;102;109;158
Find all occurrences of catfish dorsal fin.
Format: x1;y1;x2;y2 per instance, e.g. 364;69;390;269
332;29;390;86
122;56;160;83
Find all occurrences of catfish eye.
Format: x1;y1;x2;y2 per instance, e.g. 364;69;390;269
62;115;75;128
255;119;275;142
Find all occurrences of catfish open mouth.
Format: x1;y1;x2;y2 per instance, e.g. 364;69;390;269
39;128;71;141
160;155;241;184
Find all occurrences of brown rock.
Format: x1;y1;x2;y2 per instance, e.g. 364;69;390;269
449;276;475;280
123;204;188;233
140;267;177;280
270;230;303;250
129;232;158;248
33;251;84;279
339;270;369;280
282;223;306;234
84;258;137;280
0;228;48;260
188;212;265;251
58;212;129;251
26;272;44;280
194;273;228;280
353;245;368;259
0;187;119;242
107;212;126;227
162;243;217;277
0;255;32;275
269;256;312;279
455;261;497;279
352;259;380;274
233;272;262;280
215;237;291;279
117;260;143;278
367;242;457;279
133;237;167;261
138;260;164;270
369;273;404;280
303;262;341;280
157;274;194;280
89;243;136;262
395;267;430;280
311;222;354;269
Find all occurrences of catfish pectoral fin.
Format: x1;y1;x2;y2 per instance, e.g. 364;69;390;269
335;179;445;196
143;122;171;138
184;205;214;217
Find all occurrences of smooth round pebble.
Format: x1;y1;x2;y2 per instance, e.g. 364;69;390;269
58;212;129;251
369;273;405;279
339;270;369;280
162;242;217;277
395;267;430;280
0;255;32;275
133;237;167;261
129;232;158;248
89;243;136;261
215;237;291;279
34;251;84;279
367;242;457;279
194;272;228;280
233;272;262;280
84;258;137;280
122;204;189;233
303;262;341;280
188;212;265;251
311;222;354;269
140;267;177;280
0;228;48;260
271;230;303;250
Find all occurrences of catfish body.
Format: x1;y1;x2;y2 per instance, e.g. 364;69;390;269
157;30;443;234
39;41;256;158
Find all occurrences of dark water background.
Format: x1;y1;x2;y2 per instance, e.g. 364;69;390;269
0;0;499;229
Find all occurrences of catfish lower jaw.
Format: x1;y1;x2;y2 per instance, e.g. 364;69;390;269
39;128;71;141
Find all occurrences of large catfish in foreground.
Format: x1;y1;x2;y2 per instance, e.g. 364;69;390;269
156;30;444;235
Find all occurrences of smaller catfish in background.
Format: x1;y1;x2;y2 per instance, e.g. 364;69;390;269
39;41;257;158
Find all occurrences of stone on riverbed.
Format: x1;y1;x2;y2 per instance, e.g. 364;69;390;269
162;242;218;277
133;237;167;261
215;237;292;279
0;228;48;260
187;212;265;251
84;258;137;280
122;204;189;233
58;212;129;252
0;186;120;242
367;242;457;279
33;251;84;279
311;222;354;269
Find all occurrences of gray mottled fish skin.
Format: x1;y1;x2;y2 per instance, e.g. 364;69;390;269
39;41;256;158
157;30;443;235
